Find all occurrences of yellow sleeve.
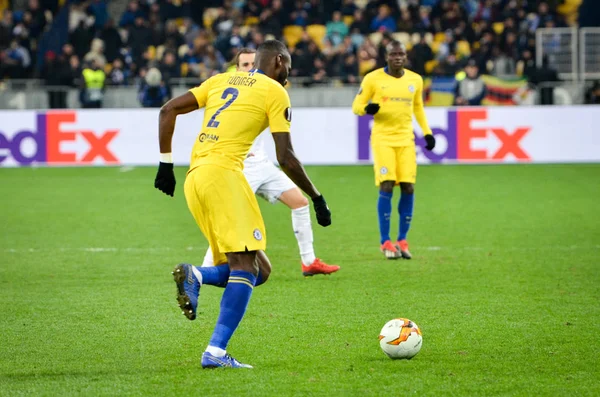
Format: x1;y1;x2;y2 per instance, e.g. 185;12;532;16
352;73;375;116
267;83;292;133
413;76;432;136
188;76;213;108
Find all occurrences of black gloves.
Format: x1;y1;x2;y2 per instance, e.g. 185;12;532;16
154;162;176;197
424;134;436;151
312;195;331;227
364;103;380;115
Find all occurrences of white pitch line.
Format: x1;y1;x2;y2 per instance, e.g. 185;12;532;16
2;246;599;254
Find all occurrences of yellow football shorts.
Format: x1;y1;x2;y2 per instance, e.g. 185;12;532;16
184;164;267;266
372;145;417;185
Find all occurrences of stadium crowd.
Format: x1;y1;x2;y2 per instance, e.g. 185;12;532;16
0;0;595;107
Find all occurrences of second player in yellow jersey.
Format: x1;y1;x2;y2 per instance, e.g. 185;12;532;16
352;40;436;260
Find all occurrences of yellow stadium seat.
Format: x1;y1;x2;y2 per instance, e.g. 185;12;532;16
430;41;441;54
177;44;188;59
147;45;156;60
359;59;376;76
424;32;433;45
104;63;113;74
425;60;438;74
181;63;189;77
411;32;421;45
306;24;327;48
245;16;259;26
283;25;304;49
343;16;354;26
369;32;383;46
456;40;471;58
392;32;410;46
434;32;446;43
492;22;504;35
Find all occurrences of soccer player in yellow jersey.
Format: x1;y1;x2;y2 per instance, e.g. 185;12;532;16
200;48;339;276
352;41;436;260
154;40;332;369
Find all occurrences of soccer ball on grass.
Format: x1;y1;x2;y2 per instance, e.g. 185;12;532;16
379;318;423;359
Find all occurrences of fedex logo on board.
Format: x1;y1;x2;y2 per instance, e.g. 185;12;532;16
0;111;119;166
358;108;531;162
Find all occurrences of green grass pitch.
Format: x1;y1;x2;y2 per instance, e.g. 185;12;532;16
1;164;599;396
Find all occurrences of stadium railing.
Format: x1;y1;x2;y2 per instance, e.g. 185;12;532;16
579;27;600;81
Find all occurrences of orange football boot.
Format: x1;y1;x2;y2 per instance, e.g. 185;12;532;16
380;240;400;259
396;240;412;259
302;258;340;276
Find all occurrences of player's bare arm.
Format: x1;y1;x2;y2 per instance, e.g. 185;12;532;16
272;132;319;199
154;92;199;197
272;132;331;227
158;92;199;154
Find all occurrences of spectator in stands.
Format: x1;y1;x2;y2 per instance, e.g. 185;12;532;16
138;67;170;108
530;55;560;105
410;34;434;76
89;0;109;31
84;38;107;69
340;53;359;85
259;0;283;38
326;11;348;46
70;20;93;60
370;5;396;32
0;39;31;79
490;47;516;77
80;59;106;108
349;9;369;35
454;59;486;106
99;19;123;64
585;81;600;104
128;16;153;65
108;58;128;86
0;10;13;50
120;1;143;28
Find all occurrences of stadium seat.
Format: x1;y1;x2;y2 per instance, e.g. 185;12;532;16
492;22;504;35
434;32;446;43
180;63;189;77
456;40;471;58
104;63;113;74
369;31;383;46
343;15;354;26
245;16;259;26
430;41;441;54
306;24;327;48
147;45;156;60
177;44;188;59
359;59;376;76
425;60;438;74
411;32;421;45
392;32;410;46
283;25;304;49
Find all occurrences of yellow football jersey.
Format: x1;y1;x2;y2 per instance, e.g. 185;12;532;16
188;70;291;172
352;68;432;147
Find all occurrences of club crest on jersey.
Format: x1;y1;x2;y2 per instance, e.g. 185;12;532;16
253;228;263;241
380;166;388;175
408;84;415;93
284;107;292;122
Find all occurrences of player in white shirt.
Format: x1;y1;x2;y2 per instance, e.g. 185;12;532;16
201;48;340;276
